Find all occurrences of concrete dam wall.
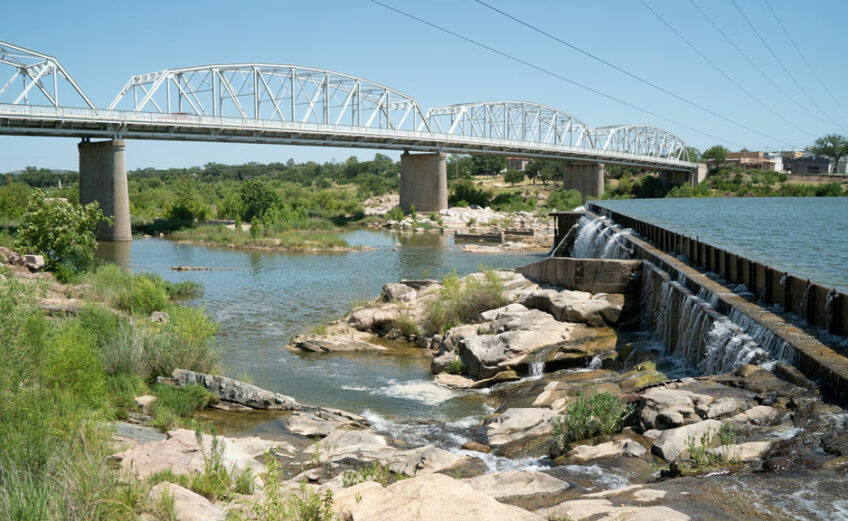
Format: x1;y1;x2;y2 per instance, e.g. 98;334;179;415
534;205;848;404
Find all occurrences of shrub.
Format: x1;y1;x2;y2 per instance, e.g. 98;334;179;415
445;357;465;375
146;305;219;378
503;169;525;185
687;424;739;468
424;270;508;334
386;205;404;221
45;323;107;408
395;311;420;339
449;179;492;207
116;275;168;315
545;189;583;210
552;391;633;448
15;189;109;281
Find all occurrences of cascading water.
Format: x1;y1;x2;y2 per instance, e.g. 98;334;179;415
528;360;545;379
701;318;769;373
571;216;632;260
571;216;607;258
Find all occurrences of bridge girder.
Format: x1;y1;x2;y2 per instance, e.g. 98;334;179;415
589;125;690;162
423;101;593;150
108;64;430;132
0;40;95;109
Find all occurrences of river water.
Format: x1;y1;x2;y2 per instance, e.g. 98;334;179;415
593;197;848;291
98;230;542;421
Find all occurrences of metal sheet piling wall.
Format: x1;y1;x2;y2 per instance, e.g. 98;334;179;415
587;202;848;339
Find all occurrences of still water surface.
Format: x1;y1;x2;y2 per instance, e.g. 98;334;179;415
594;197;848;291
99;229;542;421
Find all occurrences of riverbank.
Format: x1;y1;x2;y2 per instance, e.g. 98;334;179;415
168;224;359;253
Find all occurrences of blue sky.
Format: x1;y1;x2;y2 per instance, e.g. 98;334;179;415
2;0;847;171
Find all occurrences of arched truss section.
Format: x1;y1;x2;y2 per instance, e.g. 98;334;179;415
423;101;593;148
108;64;429;131
0;40;95;108
589;125;689;161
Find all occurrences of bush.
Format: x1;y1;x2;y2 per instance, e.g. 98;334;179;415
552;391;633;449
503;169;525;185
342;462;391;487
394;311;420;339
424;270;508;334
116;275;168;315
449;179;492;207
15;189;109;281
45;323;107;408
545;189;583;210
386;205;404;221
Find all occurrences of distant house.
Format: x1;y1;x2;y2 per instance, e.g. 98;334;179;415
783;156;830;174
725;151;778;171
507;157;529;171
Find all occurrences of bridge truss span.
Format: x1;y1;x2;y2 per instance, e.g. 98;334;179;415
424;101;593;150
108;64;430;132
589;125;690;162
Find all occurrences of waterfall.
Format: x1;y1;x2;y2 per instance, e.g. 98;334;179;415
571;216;632;259
529;360;545;379
701;318;769;374
571;216;607;258
642;263;787;374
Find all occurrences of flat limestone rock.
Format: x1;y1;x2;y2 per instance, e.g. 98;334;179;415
463;470;571;509
170;369;298;410
113;429;265;480
564;439;647;464
333;473;544;521
289;335;387;353
538;498;691;521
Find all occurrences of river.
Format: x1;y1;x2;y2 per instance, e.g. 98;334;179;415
98;229;542;422
593;197;848;291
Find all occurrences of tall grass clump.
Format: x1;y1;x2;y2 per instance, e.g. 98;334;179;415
424;269;508;334
82;264;202;315
0;280;146;521
552;391;633;450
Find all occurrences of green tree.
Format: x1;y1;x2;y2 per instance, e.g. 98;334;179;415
539;161;562;186
810;134;848;172
164;176;210;226
686;146;702;162
15;189;109;280
470;155;507;176
702;145;729;168
239;179;279;221
503;169;525;186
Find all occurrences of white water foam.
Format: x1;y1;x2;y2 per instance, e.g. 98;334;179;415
377;379;458;406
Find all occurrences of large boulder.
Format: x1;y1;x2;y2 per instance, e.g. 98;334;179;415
563;438;647;464
348;305;398;332
480;302;529;321
485;407;556;458
522;289;628;327
538;499;691;521
148;482;224;521
463;470;571;509
458;310;571;379
652;419;723;461
381;283;417;303
333;473;544;521
638;388;714;430
169;369;298;410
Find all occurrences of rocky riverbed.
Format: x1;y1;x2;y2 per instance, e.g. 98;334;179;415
116;268;848;520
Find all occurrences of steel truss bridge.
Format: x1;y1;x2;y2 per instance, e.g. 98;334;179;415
0;40;696;171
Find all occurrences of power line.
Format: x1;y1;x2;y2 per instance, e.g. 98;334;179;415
368;0;748;149
474;0;809;141
728;0;846;132
762;0;848;118
687;0;829;130
639;0;801;146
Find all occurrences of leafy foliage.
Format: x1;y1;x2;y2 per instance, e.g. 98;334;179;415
15;190;109;280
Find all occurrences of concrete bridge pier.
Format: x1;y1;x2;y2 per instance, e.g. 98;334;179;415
78;139;131;241
659;163;708;188
563;162;605;198
399;151;448;213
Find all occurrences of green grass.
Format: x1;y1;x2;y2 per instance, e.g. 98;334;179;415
82;264;202;316
552;391;634;449
170;223;353;251
424;269;509;334
687;424;739;468
342;462;391;488
394;310;420;339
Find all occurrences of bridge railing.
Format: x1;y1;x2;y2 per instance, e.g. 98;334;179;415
0;103;697;169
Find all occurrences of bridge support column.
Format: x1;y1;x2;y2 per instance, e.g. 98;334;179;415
78;139;131;241
563;162;604;198
691;163;708;186
658;170;691;188
399;152;448;213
